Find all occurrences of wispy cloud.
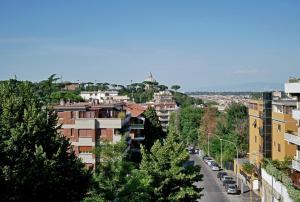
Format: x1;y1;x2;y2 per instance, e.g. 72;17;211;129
233;69;265;75
0;37;45;44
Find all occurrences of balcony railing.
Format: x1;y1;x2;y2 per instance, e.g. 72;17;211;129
292;109;300;121
292;159;300;172
284;132;300;146
285;82;300;94
130;124;144;129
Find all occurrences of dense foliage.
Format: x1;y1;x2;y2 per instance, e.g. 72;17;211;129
263;159;300;201
143;107;165;150
84;139;137;201
139;129;202;201
0;79;91;202
199;103;248;163
173;92;203;108
179;106;204;145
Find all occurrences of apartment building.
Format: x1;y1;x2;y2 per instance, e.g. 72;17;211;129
284;80;300;188
147;90;178;132
125;103;146;152
54;101;130;169
272;100;297;161
248;92;272;166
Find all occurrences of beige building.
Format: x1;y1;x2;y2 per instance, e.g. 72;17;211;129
147;91;178;132
54;102;130;169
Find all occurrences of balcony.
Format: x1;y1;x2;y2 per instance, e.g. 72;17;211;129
285;82;300;94
96;118;122;129
292;109;300;120
284;132;300;146
79;153;95;164
159;117;169;122
78;137;94;146
292;159;300;172
130;124;144;129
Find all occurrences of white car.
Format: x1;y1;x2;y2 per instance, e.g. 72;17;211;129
211;165;220;171
227;184;238;194
210;162;220;171
204;157;213;164
207;160;215;166
222;176;233;182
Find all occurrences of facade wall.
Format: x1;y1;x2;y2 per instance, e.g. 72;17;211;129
249;104;263;165
55;105;127;168
272;112;297;161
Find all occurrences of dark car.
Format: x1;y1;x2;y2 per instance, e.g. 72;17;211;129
188;149;195;154
217;171;227;179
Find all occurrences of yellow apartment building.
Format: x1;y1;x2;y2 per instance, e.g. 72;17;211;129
272;100;297;161
248;99;264;165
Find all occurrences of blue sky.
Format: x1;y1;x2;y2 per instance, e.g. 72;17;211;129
0;0;300;91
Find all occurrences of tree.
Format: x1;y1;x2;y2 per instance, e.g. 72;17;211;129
171;85;181;92
199;107;218;148
139;129;202;201
142;107;165;150
179;106;204;145
84;139;135;201
0;79;91;201
35;74;60;104
158;84;168;91
206;103;248;163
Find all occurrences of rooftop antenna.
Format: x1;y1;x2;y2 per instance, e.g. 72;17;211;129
131;80;134;102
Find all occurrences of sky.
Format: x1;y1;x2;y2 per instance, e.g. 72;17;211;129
0;0;300;91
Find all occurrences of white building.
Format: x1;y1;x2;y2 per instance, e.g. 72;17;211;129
80;90;128;103
284;79;300;189
147;90;179;132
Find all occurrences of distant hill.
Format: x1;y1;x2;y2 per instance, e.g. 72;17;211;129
191;82;283;92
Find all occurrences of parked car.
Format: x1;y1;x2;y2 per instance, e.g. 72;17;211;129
224;181;236;190
227;184;238;194
221;176;233;182
203;157;212;163
188;149;195;154
223;180;235;187
211;164;220;171
217;172;227;179
207;160;215;166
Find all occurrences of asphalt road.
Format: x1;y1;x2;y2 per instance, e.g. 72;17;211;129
191;154;231;202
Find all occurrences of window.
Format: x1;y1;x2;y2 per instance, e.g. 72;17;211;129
274;141;276;146
255;136;257;143
277;124;281;132
253;120;257;128
278;144;281;152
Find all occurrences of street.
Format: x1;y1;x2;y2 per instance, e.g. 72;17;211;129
191;154;260;202
192;154;231;202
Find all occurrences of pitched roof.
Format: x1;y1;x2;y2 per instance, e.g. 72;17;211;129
125;103;147;117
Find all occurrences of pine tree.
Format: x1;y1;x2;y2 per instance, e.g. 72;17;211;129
140;128;202;201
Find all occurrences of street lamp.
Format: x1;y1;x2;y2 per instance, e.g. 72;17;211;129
198;128;211;156
222;139;239;188
198;128;223;169
213;134;223;169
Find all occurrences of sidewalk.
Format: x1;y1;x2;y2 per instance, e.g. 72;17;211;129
225;169;261;201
